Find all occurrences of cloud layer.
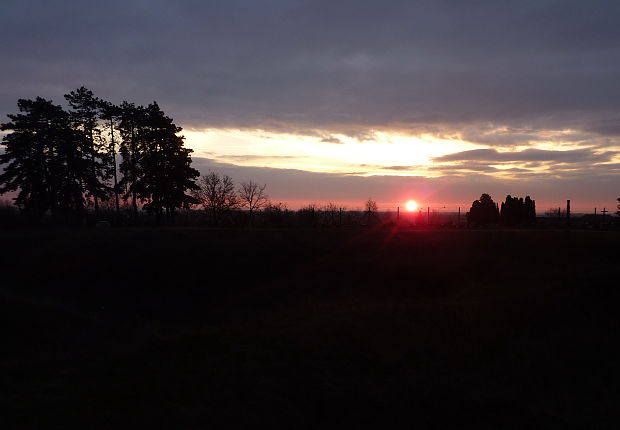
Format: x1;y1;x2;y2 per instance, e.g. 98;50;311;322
433;148;617;163
190;156;619;211
2;0;620;138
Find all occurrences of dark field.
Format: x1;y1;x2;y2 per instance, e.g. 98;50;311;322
1;228;619;428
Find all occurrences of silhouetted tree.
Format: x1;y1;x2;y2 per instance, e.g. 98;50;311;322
238;180;268;222
322;202;339;226
524;196;536;223
265;201;287;212
136;102;199;223
262;201;288;227
362;198;380;226
192;172;238;225
546;207;565;218
0;97;90;223
617;197;620;217
500;195;536;226
99;100;123;219
65;87;111;218
467;193;499;226
2;93;199;226
297;202;319;227
365;198;378;213
118;102;147;219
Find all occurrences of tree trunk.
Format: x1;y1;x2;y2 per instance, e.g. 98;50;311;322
89;129;99;219
109;116;120;223
130;119;138;220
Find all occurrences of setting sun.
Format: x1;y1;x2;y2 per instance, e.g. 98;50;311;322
405;200;418;211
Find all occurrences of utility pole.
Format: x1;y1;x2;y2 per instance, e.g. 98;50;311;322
458;207;461;227
566;200;571;228
427;207;430;226
601;207;608;229
397;206;400;224
339;207;342;227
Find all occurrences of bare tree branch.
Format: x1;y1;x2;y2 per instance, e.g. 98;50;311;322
238;181;268;214
191;171;238;224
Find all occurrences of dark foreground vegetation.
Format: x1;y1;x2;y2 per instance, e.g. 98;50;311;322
1;228;619;428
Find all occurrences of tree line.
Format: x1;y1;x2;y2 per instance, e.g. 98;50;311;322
467;193;536;226
191;172;270;225
1;89;616;229
0;88;288;227
0;87;200;224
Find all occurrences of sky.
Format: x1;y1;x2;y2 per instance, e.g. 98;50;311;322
1;0;620;211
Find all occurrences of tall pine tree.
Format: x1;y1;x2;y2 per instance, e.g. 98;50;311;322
0;97;90;223
99;100;123;219
2;93;199;225
65;87;111;218
118;102;146;219
138;102;199;223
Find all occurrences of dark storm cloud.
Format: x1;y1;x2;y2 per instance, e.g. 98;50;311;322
2;0;620;138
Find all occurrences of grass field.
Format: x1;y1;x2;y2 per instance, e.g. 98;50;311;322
1;227;619;428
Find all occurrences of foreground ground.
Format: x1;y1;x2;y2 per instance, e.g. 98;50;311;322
1;227;619;428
